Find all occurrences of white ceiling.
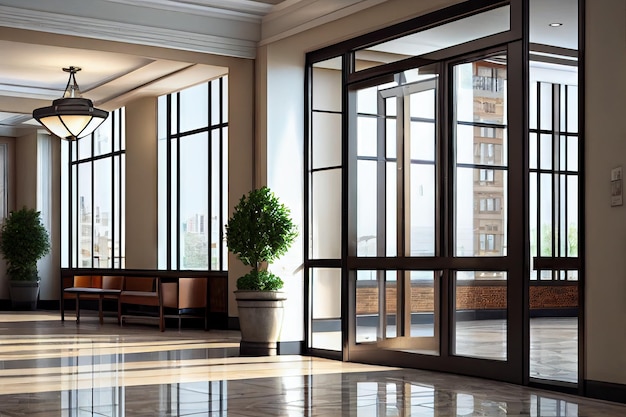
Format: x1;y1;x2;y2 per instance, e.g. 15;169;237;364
0;0;577;138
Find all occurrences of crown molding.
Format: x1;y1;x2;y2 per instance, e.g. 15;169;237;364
0;5;257;59
100;0;273;22
260;0;387;45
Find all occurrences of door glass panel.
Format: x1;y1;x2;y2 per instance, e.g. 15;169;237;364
386;162;397;256
454;57;508;257
353;65;440;355
356;270;388;344
384;271;398;339
406;77;437;257
357;160;378;256
454;271;507;361
310;268;342;351
356;269;439;355
410;164;435;256
409;271;437;339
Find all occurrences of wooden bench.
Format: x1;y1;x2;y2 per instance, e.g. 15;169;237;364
62;276;123;324
60;270;226;330
118;277;164;331
162;277;208;330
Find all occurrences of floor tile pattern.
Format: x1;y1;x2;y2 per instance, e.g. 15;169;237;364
0;311;621;416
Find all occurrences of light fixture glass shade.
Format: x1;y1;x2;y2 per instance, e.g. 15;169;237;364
32;67;109;140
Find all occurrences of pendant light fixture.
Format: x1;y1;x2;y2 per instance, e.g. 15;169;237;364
32;66;108;140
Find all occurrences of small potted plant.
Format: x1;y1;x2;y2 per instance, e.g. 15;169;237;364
226;186;297;356
0;207;51;309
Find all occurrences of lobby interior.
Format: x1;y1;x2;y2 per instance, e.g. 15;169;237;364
0;0;626;415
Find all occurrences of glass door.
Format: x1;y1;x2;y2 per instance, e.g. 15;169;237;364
348;52;524;384
353;69;440;355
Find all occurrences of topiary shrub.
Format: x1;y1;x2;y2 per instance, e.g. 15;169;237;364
0;207;51;281
225;187;297;291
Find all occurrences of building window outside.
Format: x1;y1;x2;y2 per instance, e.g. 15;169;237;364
157;76;228;271
479;197;501;213
62;108;126;268
479;168;494;183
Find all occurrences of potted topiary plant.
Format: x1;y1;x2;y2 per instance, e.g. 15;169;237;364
226;186;297;356
0;207;51;309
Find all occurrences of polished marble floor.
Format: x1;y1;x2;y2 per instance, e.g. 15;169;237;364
0;311;621;416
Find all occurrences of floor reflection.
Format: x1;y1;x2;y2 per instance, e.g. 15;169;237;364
0;312;621;416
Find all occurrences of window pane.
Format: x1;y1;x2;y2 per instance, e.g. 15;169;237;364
211;78;222;125
77;135;91;160
180;83;209;132
313;59;343;112
539;173;552;257
211;131;222;270
94;115;112;156
539;83;553;131
311;168;341;259
157;136;167;270
93;159;112;267
312;112;342;169
78;163;92;267
179;133;209;270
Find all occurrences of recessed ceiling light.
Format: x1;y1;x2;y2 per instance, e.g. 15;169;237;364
549;22;563;27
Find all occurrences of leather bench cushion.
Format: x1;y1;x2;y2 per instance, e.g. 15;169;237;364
120;291;160;306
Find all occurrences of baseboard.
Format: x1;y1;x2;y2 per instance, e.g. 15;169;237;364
585;380;626;404
277;341;303;355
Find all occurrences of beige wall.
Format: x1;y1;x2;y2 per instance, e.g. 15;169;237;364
227;58;256;317
15;132;37;209
585;0;626;385
125;97;159;269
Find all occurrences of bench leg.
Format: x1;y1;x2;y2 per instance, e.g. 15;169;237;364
98;296;104;325
75;294;80;323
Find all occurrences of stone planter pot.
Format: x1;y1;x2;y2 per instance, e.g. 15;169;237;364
235;290;287;356
9;280;40;310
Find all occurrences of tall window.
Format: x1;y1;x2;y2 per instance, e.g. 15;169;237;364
62;108;126;268
157;76;228;271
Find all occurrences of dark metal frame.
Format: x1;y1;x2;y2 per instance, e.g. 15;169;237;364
304;0;584;389
161;77;228;272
